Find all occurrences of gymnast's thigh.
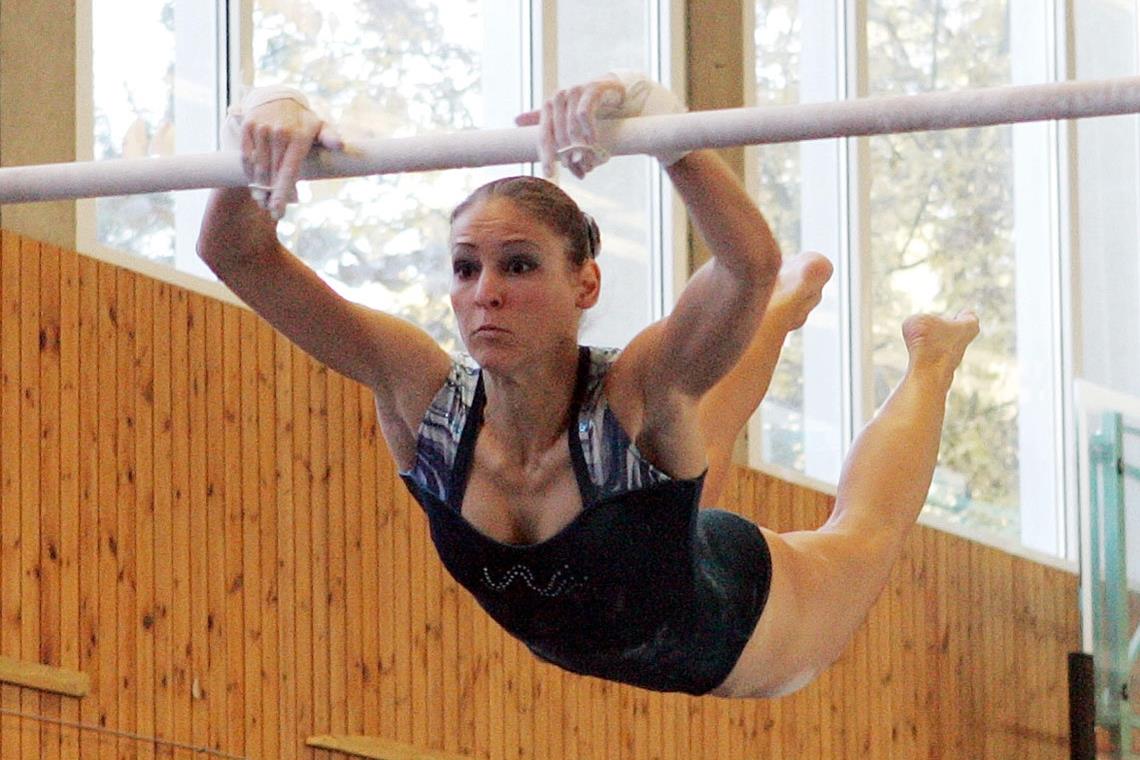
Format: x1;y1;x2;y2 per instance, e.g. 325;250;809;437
711;526;875;699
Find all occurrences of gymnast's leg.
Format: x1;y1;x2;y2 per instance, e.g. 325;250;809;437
698;251;834;505
711;310;980;698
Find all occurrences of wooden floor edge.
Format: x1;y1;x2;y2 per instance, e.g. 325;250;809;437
0;655;90;697
305;734;474;760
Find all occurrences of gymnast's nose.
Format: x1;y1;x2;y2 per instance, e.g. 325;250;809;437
473;270;504;309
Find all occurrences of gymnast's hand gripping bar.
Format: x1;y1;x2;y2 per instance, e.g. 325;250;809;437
2;76;1140;204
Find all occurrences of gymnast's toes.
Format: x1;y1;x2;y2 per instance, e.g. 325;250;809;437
771;251;834;331
901;310;980;376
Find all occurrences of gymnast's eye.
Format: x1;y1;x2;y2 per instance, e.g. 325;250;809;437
453;259;479;280
503;254;538;275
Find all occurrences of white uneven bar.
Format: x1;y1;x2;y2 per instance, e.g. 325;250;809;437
2;76;1140;204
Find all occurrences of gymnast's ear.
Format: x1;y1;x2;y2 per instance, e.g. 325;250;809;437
574;259;601;309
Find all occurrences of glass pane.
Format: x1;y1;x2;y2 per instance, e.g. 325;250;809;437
866;1;1021;537
557;0;653;349
1074;0;1140;402
93;0;177;263
253;0;495;353
752;0;806;470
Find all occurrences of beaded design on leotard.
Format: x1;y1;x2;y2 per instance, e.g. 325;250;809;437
403;347;672;509
481;564;585;597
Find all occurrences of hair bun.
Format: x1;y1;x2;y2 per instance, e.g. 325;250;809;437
582;212;601;259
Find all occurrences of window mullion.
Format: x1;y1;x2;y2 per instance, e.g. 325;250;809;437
842;0;873;452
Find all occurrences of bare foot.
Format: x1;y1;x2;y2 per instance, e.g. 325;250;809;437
902;310;980;381
767;251;834;332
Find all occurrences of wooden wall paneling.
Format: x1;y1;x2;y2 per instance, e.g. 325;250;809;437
439;547;459;756
75;255;100;760
453;569;476;758
502;631;518;758
221;302;246;755
465;599;486;758
933;530;956;757
95;260;119;760
239;308;264;760
57;242;80;760
132;269;156;759
977;542;998;757
886;534;912;758
114;266;139;756
288;339;312;755
486;617;504;759
963;539;986;757
188;289;210;751
526;652;543;760
521;633;537;759
150;280;174;757
326;366;348;749
307;358;330;760
38;242;62;760
273;331;297;760
203;298;229;757
19;236;42;760
342;371;365;746
365;384;394;744
638;685;653;760
0;231;1092;760
170;286;194;756
256;318;281;759
1045;566;1070;750
0;230;22;757
908;530;929;757
392;480;413;745
408;432;429;752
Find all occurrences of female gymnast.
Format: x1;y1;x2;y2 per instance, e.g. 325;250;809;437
197;73;979;698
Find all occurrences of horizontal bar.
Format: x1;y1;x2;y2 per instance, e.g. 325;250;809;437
3;75;1140;204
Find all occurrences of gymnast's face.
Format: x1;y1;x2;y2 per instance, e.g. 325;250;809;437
449;197;600;370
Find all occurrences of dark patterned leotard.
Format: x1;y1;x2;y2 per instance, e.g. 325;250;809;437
400;346;772;695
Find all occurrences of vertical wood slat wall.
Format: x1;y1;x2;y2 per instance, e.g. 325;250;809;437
0;230;1079;759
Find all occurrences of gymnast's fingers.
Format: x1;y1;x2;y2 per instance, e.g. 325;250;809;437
563;86;593;148
316;121;345;152
550;90;573;158
270;132;311;220
514;109;541;127
576;80;624;144
246;122;273;209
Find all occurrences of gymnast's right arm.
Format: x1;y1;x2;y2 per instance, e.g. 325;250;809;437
196;92;451;466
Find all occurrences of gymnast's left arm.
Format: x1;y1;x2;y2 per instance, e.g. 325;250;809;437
646;149;783;400
523;72;782;428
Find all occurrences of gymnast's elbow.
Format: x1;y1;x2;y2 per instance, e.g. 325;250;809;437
196;188;279;271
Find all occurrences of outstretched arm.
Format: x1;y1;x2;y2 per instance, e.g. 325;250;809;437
197;91;450;466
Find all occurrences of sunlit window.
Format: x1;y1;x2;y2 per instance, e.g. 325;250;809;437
751;0;1064;554
92;0;177;264
89;0;671;353
865;1;1027;539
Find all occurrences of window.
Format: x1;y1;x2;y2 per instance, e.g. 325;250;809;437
90;0;179;264
750;0;1070;556
86;0;675;352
